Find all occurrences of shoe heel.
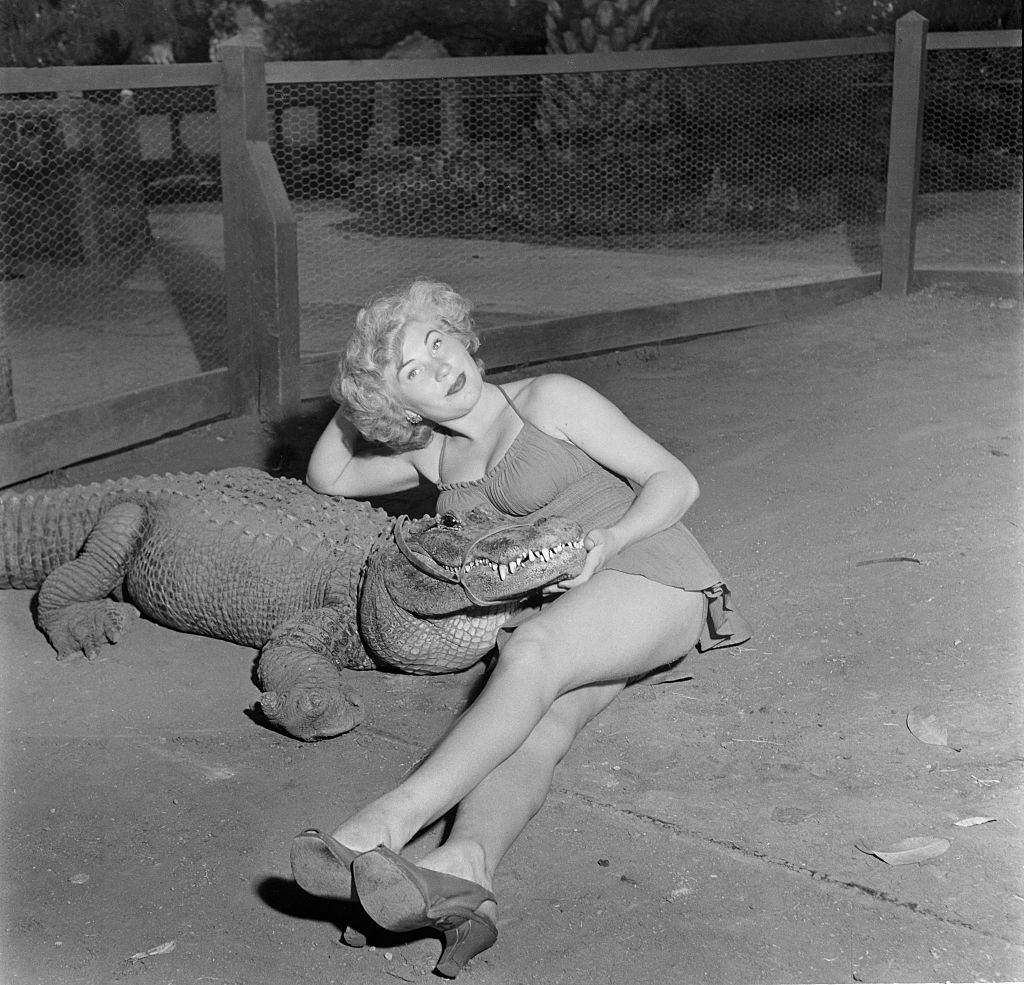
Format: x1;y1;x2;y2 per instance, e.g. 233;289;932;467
341;924;367;948
435;910;497;979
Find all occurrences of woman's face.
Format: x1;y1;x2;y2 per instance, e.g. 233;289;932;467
390;319;482;423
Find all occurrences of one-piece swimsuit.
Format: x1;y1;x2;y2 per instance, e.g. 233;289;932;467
435;386;750;653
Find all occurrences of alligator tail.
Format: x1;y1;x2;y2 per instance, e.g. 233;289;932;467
0;481;128;589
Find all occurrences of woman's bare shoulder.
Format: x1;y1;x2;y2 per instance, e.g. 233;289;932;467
507;373;598;417
503;373;582;407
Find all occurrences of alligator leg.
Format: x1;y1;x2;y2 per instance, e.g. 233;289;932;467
255;607;372;742
36;503;145;660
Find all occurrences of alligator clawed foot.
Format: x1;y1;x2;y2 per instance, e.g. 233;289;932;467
40;601;140;660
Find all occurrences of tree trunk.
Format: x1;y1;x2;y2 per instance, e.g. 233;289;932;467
544;0;660;54
537;0;664;146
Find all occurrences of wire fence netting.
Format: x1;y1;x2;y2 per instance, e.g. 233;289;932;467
917;45;1022;270
1;85;225;419
0;44;1020;421
270;53;900;351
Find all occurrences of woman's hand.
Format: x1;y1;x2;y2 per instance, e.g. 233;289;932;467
543;527;620;594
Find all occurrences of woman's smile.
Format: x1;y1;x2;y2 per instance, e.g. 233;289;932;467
446;372;466;397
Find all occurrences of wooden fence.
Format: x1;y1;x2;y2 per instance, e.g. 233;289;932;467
0;18;1020;486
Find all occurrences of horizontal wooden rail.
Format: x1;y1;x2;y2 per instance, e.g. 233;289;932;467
927;29;1022;49
299;277;880;401
267;36;894;85
0;371;233;488
1;31;1014;95
0;62;221;95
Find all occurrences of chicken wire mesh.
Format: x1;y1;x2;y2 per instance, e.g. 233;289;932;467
0;84;225;420
918;45;1022;272
269;53;902;353
0;43;1019;424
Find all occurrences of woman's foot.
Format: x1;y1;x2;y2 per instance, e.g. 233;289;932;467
327;789;424;856
415;840;499;938
352;846;498;978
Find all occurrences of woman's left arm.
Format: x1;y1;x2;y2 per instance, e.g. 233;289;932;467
526;375;700;588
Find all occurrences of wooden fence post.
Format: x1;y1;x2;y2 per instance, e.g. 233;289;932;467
0;315;15;424
217;38;300;421
219;39;260;416
881;11;928;295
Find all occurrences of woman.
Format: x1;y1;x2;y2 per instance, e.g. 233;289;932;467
291;280;749;978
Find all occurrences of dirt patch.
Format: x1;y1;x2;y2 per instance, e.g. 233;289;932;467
1;283;1022;984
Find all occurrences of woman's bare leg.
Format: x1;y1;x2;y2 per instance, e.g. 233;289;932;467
332;574;704;853
418;677;627;893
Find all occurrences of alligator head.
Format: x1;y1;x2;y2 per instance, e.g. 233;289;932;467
381;506;587;615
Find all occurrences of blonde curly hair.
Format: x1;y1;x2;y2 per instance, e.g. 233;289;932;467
331;280;484;451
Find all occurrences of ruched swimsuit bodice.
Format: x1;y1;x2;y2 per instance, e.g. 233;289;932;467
438;416;636;528
437;387;722;596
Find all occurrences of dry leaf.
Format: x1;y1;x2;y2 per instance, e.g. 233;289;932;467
954;816;996;827
130;941;176;960
907;706;961;751
855;837;950;865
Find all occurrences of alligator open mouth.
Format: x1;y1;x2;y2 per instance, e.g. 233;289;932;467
449;538;586;582
383;511;587;613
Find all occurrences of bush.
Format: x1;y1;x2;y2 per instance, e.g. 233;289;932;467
264;0;544;60
348;133;884;244
352;143;530;236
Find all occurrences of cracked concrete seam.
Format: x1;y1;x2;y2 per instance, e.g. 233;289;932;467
552;785;1022;949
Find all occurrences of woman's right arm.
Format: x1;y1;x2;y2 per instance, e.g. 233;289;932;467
306;411;423;498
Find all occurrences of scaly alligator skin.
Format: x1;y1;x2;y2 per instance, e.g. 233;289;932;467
359;507;588;673
0;468;585;741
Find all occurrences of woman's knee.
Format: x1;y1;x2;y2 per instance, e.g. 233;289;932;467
495;621;572;693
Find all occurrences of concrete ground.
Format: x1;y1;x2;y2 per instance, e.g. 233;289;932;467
1;280;1022;984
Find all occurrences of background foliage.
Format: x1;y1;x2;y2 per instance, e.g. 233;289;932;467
3;0;1019;66
0;0;265;66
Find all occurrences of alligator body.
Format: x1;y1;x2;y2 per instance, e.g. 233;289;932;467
0;468;585;741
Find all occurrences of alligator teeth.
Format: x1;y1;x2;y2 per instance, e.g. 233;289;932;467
508;559;519;573
541;548;552;561
497;563;509;581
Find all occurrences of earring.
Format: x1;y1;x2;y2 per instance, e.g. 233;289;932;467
405;411;422;424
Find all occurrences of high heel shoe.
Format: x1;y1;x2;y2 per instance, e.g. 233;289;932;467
290;829;361;901
434;909;498;979
352;846;498;978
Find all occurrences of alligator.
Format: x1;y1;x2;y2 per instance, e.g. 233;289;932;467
0;468;585;742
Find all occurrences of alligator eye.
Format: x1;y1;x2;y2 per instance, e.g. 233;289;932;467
438;513;462;529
